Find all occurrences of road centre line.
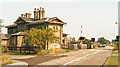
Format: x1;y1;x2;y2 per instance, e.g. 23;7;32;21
60;50;103;66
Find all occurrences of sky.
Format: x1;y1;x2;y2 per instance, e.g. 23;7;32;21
0;0;119;41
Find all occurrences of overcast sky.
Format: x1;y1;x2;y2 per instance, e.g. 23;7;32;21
0;0;119;41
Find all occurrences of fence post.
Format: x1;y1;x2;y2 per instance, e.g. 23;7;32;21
20;47;22;54
11;46;13;52
29;46;30;54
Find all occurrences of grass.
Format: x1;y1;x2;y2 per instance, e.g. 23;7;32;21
105;48;119;65
106;44;118;50
4;51;38;55
4;48;79;55
105;56;118;65
1;56;13;66
38;48;79;55
55;49;79;54
112;50;118;54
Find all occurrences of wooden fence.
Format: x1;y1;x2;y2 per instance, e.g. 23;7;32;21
7;46;40;54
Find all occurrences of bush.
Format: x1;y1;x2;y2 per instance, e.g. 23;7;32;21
2;46;9;53
68;45;74;50
77;45;81;49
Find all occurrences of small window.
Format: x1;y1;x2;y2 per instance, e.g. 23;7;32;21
22;37;26;45
13;37;16;45
56;26;58;31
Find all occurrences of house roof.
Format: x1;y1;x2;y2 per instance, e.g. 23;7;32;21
63;33;69;36
12;32;26;36
5;24;17;28
20;17;34;22
6;17;67;28
1;34;11;39
27;17;67;25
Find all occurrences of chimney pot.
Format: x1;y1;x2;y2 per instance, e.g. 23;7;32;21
37;9;39;11
42;8;45;18
34;8;36;11
21;14;25;17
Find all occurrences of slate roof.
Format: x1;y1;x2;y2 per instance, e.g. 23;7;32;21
1;34;11;39
20;17;34;22
5;17;67;28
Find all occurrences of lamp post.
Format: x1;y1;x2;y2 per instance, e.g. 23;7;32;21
115;21;120;66
115;22;119;47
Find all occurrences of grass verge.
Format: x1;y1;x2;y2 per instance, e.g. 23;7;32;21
105;56;118;65
3;51;37;55
1;56;13;66
106;44;118;50
38;49;79;55
112;50;118;54
4;49;79;55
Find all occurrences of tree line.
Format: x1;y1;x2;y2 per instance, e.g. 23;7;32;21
68;36;110;45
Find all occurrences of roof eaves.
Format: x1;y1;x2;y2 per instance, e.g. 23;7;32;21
5;24;17;28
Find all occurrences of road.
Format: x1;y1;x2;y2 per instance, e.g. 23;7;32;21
36;46;113;67
4;46;114;67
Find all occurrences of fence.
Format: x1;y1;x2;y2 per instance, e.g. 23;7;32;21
61;44;69;49
7;46;40;54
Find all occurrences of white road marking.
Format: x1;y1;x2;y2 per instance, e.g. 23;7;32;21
60;50;102;66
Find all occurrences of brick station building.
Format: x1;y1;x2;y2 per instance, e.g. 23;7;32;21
5;7;68;49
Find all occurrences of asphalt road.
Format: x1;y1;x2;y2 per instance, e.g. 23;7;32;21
37;46;113;67
4;46;114;67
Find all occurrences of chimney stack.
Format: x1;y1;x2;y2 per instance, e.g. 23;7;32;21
26;13;31;18
42;8;45;18
21;14;25;17
39;7;43;19
34;8;40;20
34;7;45;20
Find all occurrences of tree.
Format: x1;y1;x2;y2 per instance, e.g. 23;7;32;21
0;19;4;55
97;37;110;45
0;19;4;32
72;37;75;42
82;37;91;44
25;27;58;49
112;39;116;44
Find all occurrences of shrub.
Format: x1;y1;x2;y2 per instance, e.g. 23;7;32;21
68;45;74;50
2;46;9;53
77;45;81;49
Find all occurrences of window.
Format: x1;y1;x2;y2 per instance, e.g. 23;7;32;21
13;37;16;45
22;37;26;45
56;26;58;31
53;26;58;31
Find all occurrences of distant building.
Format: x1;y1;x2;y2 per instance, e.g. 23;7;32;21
5;7;68;49
1;34;11;46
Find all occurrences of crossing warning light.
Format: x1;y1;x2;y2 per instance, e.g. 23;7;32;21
80;37;85;40
91;38;95;42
